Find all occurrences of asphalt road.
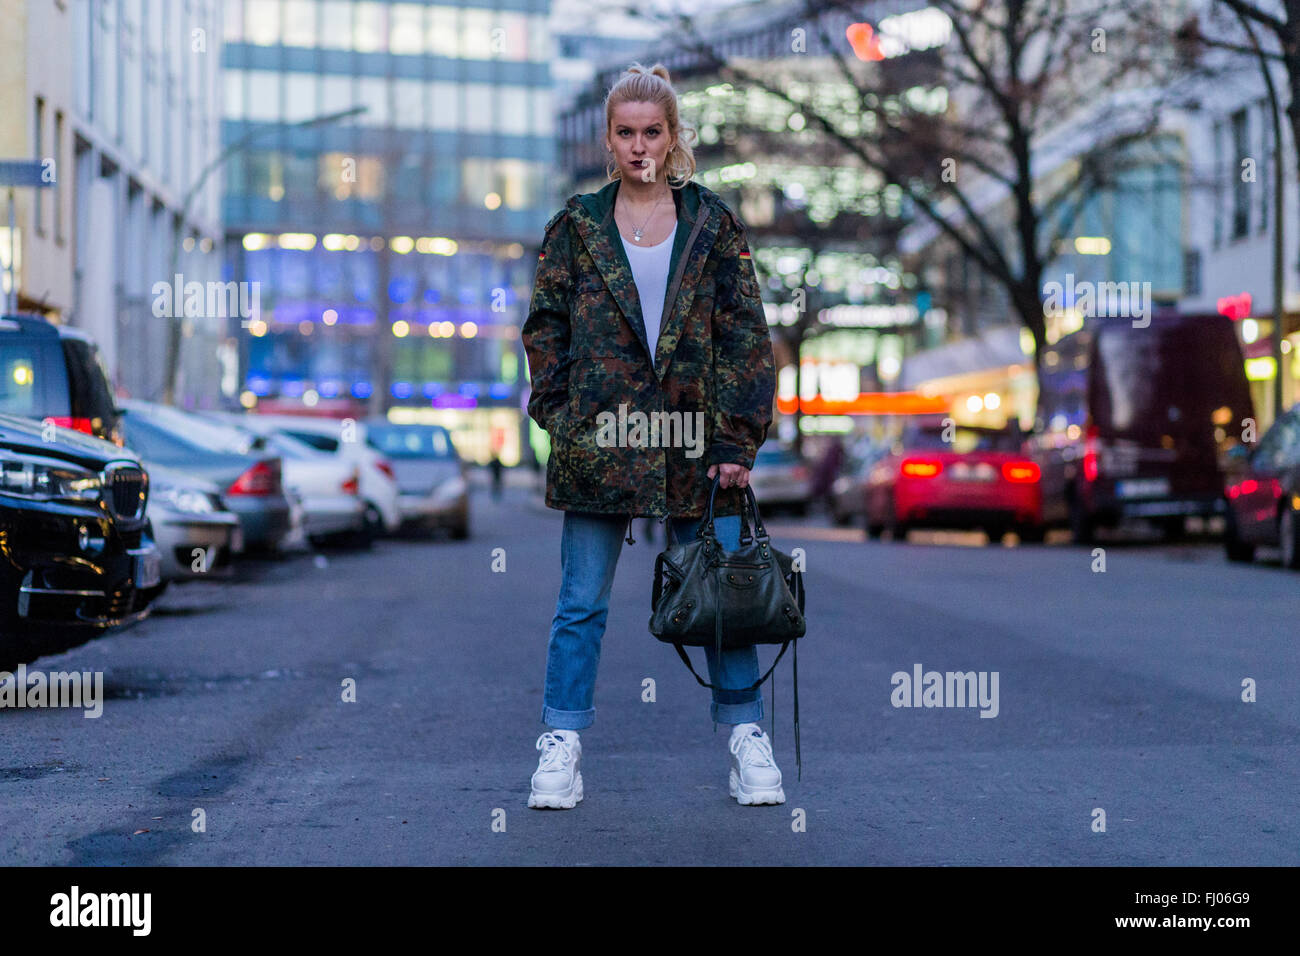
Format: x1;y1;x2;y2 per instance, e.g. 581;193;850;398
2;487;1297;865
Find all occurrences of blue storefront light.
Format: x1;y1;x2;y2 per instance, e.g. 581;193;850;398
392;381;413;399
352;381;373;398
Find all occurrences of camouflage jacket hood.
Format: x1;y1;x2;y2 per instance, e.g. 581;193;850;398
522;178;776;519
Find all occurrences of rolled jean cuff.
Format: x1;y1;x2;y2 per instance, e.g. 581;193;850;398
542;704;595;731
711;697;763;725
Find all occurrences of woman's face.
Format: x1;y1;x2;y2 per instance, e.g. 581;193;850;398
606;101;675;182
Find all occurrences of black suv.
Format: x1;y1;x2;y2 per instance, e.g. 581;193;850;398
0;412;161;669
0;313;123;444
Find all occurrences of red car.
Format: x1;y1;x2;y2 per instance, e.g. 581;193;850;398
865;422;1044;543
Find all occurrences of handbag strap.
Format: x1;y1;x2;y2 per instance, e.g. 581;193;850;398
704;475;769;543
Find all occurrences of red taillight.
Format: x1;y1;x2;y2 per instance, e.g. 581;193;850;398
48;416;95;436
1240;478;1258;495
1002;460;1041;483
375;459;396;482
901;458;943;478
342;470;360;495
1082;425;1099;482
227;459;281;496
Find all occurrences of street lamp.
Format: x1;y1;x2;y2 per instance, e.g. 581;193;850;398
161;105;367;406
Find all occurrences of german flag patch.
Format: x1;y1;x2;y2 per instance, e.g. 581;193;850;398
739;250;751;259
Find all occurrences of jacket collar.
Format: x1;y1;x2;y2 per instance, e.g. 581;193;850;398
566;179;723;379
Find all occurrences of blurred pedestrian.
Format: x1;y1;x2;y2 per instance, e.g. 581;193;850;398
812;436;846;513
522;62;781;810
489;454;504;500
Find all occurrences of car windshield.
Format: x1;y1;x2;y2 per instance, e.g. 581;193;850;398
366;425;457;460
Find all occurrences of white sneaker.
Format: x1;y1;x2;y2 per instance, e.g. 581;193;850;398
528;730;583;809
728;723;785;805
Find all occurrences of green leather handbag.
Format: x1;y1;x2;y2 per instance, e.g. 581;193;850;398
650;475;806;776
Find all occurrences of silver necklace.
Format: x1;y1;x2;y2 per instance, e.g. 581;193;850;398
620;192;667;243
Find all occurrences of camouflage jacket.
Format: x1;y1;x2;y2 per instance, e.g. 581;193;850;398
522;178;775;520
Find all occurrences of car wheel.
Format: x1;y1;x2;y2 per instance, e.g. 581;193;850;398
1280;507;1300;570
984;527;1009;546
1161;516;1186;541
1068;495;1095;545
1017;525;1046;544
1223;509;1255;563
450;522;470;540
362;501;385;537
865;518;884;540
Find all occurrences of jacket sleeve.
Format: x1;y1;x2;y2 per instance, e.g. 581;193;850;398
709;205;775;469
522;207;576;435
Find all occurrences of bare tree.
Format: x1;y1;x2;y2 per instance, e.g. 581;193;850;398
628;0;1207;365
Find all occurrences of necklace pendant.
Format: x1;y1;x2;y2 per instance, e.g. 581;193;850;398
633;229;643;242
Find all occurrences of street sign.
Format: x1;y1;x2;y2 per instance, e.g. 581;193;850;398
0;160;54;187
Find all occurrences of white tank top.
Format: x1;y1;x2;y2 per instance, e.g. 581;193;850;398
620;222;677;369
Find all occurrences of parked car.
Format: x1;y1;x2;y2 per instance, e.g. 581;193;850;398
148;404;368;548
363;420;469;538
748;444;812;515
0;412;161;669
865;421;1043;543
830;443;891;527
117;407;293;552
1223;404;1300;568
0;313;123;443
228;414;401;537
143;462;242;585
1029;312;1254;543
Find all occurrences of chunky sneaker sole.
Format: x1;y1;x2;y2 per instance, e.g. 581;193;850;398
528;770;584;809
729;768;785;806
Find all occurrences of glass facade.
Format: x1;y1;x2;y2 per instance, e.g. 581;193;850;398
221;0;556;460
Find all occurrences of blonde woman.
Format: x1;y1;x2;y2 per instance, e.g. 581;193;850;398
523;64;780;809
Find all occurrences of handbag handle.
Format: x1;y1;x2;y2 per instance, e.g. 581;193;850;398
703;474;768;542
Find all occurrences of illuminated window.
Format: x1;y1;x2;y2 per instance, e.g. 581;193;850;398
356;77;389;126
245;0;280;46
320;74;353;113
390;4;424;54
224;0;244;42
245;70;281;122
462;9;494;59
285;73;317;122
427;7;459;58
499;87;528;134
282;0;316;47
320;0;352;49
429;81;461;130
464;83;493;132
224;70;245;120
392;80;424;129
354;2;386;52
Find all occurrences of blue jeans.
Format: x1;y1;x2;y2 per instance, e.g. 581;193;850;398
541;511;763;730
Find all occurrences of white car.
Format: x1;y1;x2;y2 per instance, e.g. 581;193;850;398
218;413;402;536
127;401;369;546
143;462;242;583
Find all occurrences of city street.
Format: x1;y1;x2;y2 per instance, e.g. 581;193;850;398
3;483;1297;866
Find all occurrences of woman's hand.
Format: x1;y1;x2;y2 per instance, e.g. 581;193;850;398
707;463;751;489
